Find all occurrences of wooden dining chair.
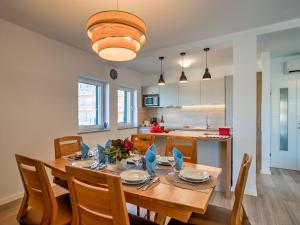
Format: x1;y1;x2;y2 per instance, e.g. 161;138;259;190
53;136;82;188
165;136;197;163
15;154;72;225
131;134;155;218
167;153;252;225
65;166;158;225
54;136;82;159
131;134;155;154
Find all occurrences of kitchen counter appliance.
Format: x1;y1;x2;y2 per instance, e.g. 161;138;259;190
143;94;159;107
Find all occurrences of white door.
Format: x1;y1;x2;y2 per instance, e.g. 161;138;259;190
297;81;300;170
271;79;297;169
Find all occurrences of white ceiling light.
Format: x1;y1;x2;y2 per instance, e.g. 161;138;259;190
179;60;192;68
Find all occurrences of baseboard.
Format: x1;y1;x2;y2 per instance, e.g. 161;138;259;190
0;192;23;206
260;168;271;175
244;187;257;196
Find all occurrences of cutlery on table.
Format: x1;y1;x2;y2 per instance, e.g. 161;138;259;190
142;177;160;191
137;177;153;190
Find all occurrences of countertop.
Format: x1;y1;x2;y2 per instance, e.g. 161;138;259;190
143;130;231;142
139;126;219;132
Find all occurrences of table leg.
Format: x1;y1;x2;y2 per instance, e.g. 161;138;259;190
225;139;232;198
154;213;166;225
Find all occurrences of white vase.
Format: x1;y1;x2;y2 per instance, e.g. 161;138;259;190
116;159;127;170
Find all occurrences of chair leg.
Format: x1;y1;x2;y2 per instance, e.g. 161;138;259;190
137;206;140;216
147;209;150;219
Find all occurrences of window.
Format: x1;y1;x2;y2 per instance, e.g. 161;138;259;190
118;87;136;128
78;77;109;132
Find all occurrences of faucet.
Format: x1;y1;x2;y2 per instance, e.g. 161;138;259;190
206;116;209;129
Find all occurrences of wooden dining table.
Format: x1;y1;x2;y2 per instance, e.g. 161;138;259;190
45;158;222;225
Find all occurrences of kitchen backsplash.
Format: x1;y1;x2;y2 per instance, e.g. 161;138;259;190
140;107;225;128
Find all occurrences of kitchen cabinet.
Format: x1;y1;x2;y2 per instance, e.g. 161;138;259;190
142;85;159;95
179;81;201;105
201;78;225;105
159;83;179;107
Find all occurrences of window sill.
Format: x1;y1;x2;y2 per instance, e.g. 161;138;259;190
117;126;138;130
78;128;111;134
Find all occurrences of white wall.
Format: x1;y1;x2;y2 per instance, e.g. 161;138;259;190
0;19;146;204
233;34;257;196
261;52;271;174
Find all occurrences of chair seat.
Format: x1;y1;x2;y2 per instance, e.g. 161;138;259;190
129;213;158;225
168;205;231;225
20;193;72;225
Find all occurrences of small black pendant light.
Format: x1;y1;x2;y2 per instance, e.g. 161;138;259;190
202;48;212;80
179;52;188;83
158;56;165;86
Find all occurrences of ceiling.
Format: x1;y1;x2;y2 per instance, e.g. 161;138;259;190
124;44;233;74
258;27;300;58
0;0;300;74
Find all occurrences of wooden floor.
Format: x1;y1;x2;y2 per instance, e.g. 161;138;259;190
1;168;300;225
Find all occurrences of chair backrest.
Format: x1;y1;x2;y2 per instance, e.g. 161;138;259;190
66;166;130;225
54;136;82;159
131;134;155;154
15;154;57;225
166;136;197;163
231;153;252;225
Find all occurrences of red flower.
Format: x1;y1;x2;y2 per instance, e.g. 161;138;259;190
123;139;133;151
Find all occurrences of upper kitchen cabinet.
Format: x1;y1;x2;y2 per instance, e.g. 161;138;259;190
142;85;159;95
201;78;225;105
159;83;179;107
179;81;201;105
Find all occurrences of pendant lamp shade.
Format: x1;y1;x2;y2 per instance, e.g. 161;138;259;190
86;10;147;62
202;48;212;80
179;71;188;83
179;52;188;83
158;56;165;86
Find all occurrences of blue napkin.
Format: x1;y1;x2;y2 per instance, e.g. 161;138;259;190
105;139;112;148
148;144;156;153
144;145;157;175
80;142;90;160
97;145;106;164
172;147;183;171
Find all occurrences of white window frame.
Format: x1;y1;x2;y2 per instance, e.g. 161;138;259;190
117;86;136;129
78;77;109;133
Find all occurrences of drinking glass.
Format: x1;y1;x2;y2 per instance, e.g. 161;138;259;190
168;157;176;175
132;153;142;168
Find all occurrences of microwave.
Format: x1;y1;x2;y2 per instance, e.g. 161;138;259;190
143;94;160;107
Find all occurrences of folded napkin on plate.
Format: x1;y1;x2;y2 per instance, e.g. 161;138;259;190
173;147;183;171
148;144;156;153
105;139;112;148
97;145;106;164
80;142;90;160
144;145;157;175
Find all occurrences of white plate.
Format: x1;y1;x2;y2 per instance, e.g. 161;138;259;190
71;160;94;168
179;168;210;181
120;170;150;183
178;173;209;183
157;156;174;165
122;177;150;185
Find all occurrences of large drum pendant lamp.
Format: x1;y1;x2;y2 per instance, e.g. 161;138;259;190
86;10;147;62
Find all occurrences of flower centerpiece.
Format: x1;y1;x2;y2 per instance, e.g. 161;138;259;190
105;138;136;169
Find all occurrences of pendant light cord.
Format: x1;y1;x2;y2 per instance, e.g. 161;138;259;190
160;58;163;74
181;54;184;72
116;0;119;10
206;51;208;68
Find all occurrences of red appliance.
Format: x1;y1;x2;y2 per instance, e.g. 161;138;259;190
219;127;231;136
